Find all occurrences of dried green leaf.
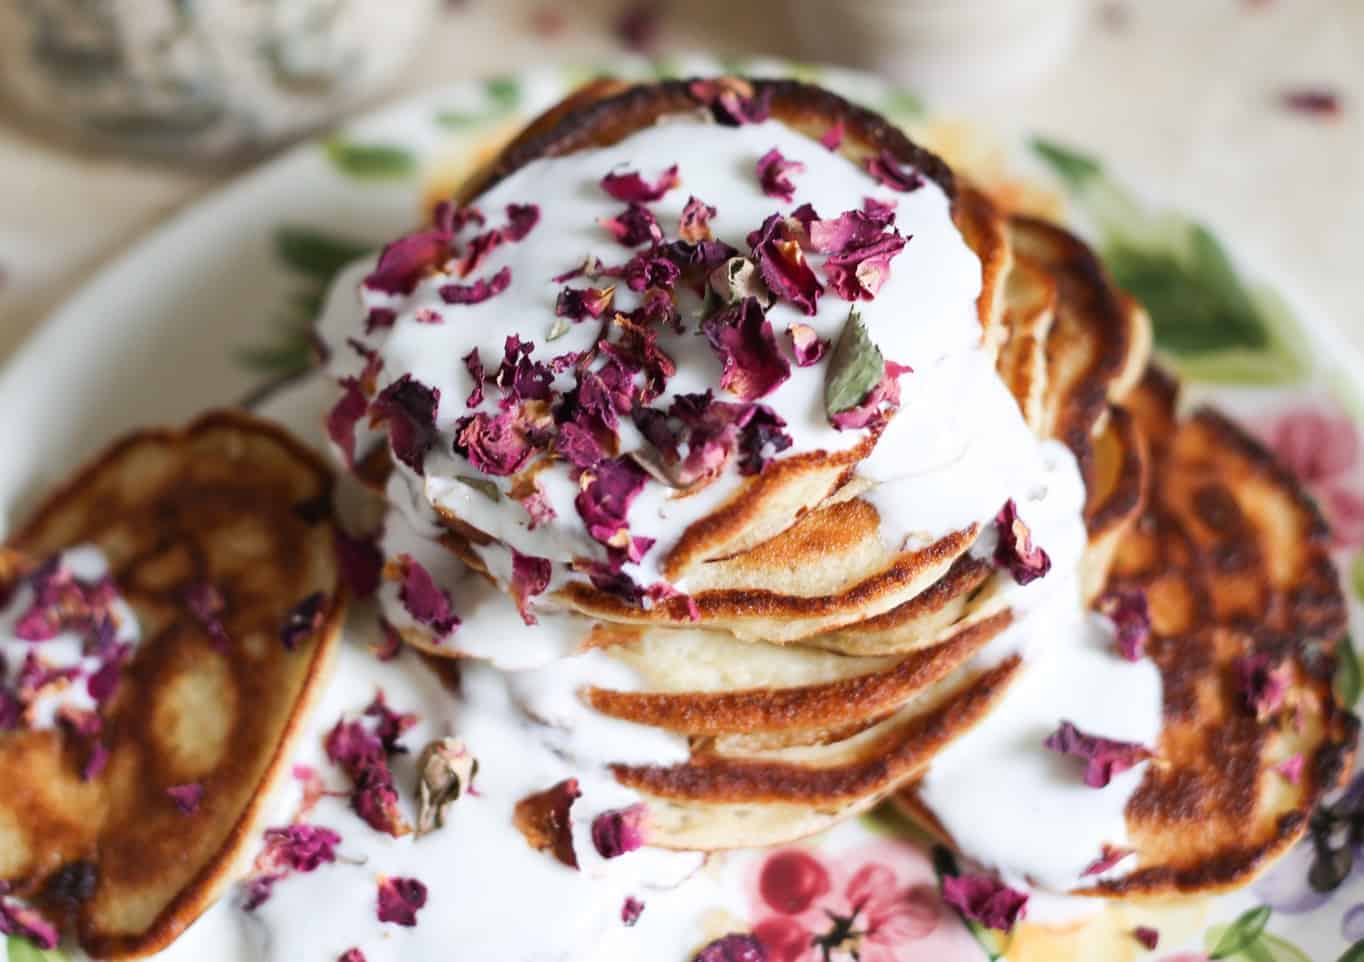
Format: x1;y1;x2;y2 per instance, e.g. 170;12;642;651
456;476;501;502
825;309;885;415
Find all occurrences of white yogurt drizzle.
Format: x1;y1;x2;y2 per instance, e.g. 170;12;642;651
0;545;140;729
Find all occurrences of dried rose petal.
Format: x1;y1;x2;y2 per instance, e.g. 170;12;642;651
688;78;772;126
691;933;768;962
504;203;541;241
339;950;367;962
621;896;644;926
336;529;383;600
1275;752;1305;784
787;323;827;367
601;164;681;203
865;148;925;192
556;285;616;322
599;203;664;247
262;824;341;872
756;147;805;202
0;891;60;950
703;296;791;401
463;349;486;408
365;228;451;295
327;378;370;468
1098;589;1150;660
556;421;605;471
808;208;894;254
591;803;647;859
439;265;512;305
376;876;427;927
679;196;717;243
369;375;440;476
364;307;396;334
521;486;557;529
863;196;897;221
184;581;229;651
397;555;460;637
1044;720;1153;788
280;592;327;650
614;0;662;51
748;214;822;315
824;231;907;301
353;764;409;837
819;121;845;151
510;551;553;626
1282;89;1342;119
1234;653;1290;720
364;691;417;754
611;251;681;293
373;620;404;662
993;499;1052;585
575;457;651;563
1081;843;1133;876
457;229;504;278
1132;926;1159;950
454;410;534;476
828;360;912;432
167;782;204;814
493;335;555;403
941;874;1028;932
513;778;581;868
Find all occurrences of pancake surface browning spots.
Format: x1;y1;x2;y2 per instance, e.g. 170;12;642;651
0;411;344;959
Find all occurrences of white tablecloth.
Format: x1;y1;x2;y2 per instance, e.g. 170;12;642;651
0;0;1359;365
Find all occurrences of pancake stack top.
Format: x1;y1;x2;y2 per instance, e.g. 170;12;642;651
311;76;1352;942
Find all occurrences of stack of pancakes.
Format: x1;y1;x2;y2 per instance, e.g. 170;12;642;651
322;78;1354;904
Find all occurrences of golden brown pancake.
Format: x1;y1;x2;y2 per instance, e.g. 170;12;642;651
899;368;1357;898
0;411;344;959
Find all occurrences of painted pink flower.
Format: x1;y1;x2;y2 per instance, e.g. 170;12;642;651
748;844;979;962
1257;404;1364;549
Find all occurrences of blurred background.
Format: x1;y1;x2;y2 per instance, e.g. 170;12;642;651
0;0;1358;364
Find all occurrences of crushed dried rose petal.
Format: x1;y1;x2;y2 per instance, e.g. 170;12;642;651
1097;588;1151;660
601;164;681;203
454;410;534;477
865;148;925;192
748;213;822;315
688;78;772;126
280;591;327;650
504;203;541;242
1132;926;1159;950
941;874;1029;932
993;499;1051;585
702;296;791;401
1082;843;1133;876
167;782;204;814
439;265;512;305
510;551;553;626
376;875;427;927
756;147;804;202
338;950;367;962
556;285;616;322
396;554;460;638
369;375;440;476
575;457;652;565
679;196;717;243
1234;652;1290;720
1044;720;1152;788
599;203;664;247
591;803;647;859
621;895;645;926
691;933;768;962
787;323;827;367
326;378;370;468
819;121;845;151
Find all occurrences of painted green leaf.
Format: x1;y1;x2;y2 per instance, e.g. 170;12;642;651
325;138;417;180
6;936;70;962
1201;926;1311;962
485;75;521;111
1337;940;1364;962
1337;634;1362;708
825;309;885;416
1029;136;1104;190
929;846;1005;961
882;87;924;119
273;227;372;281
1206;906;1272;959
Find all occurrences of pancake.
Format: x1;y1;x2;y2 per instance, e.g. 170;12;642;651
898;368;1357;898
0;411;344;959
996;251;1058;434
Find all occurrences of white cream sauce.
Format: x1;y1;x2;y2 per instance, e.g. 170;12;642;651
0;545;140;728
